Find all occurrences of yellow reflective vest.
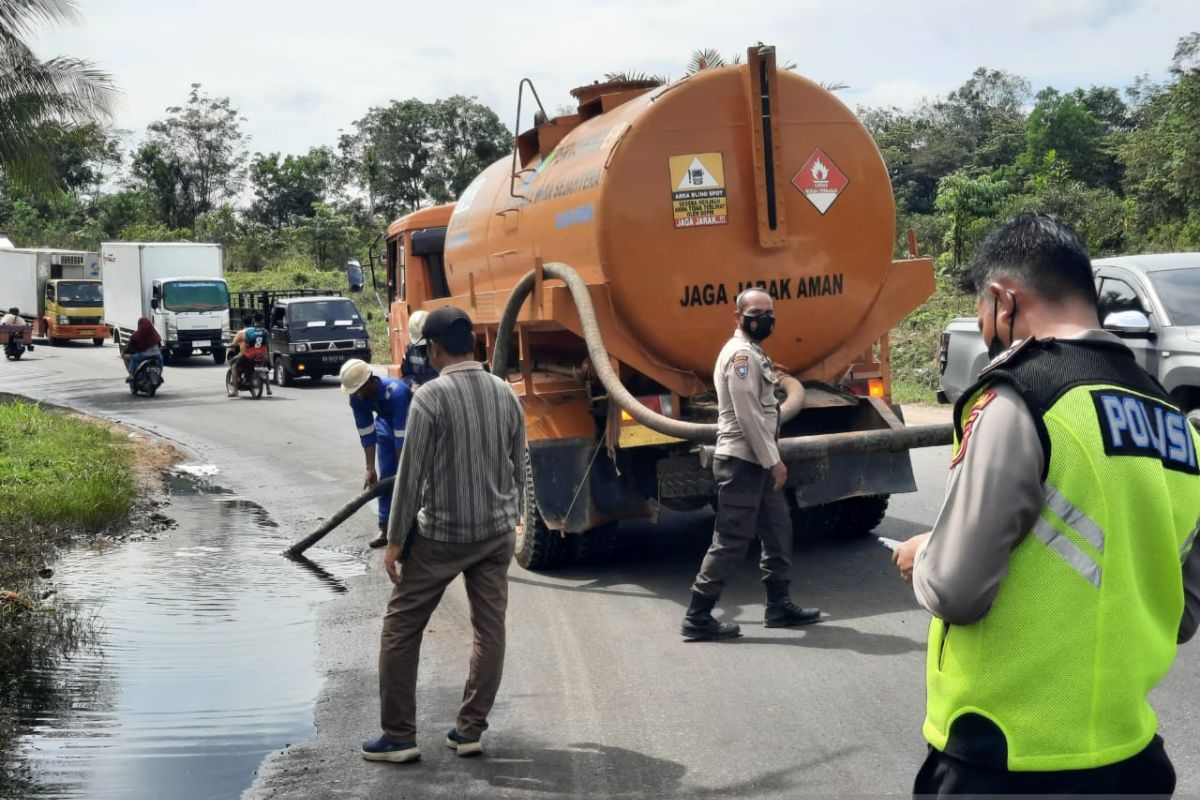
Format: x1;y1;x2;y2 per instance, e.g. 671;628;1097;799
926;339;1200;771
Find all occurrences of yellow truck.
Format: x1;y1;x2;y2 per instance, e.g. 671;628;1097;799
0;248;107;345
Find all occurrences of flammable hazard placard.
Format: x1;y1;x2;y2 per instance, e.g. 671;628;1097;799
669;153;728;228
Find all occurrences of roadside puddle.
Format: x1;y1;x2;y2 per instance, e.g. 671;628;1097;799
5;475;360;799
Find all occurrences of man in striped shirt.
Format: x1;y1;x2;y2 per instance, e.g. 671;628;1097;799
361;306;525;765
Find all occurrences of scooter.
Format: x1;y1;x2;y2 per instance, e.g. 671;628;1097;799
3;325;33;361
129;358;164;397
226;351;272;399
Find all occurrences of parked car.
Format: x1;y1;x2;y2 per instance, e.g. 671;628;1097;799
938;253;1200;411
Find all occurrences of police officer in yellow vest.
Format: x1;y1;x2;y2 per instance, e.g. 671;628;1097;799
894;213;1200;795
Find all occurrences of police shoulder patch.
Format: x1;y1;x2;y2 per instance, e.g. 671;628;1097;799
950;389;997;467
732;352;750;380
1092;388;1199;474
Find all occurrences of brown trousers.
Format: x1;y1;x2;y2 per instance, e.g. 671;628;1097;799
379;530;515;741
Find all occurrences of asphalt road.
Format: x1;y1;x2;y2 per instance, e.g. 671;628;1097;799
5;342;1198;799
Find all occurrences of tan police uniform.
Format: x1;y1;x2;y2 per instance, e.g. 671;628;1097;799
691;328;793;598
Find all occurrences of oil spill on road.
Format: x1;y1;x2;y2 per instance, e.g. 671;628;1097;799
5;475;361;799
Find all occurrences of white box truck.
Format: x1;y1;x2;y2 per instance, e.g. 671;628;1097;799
0;248;106;345
101;242;232;364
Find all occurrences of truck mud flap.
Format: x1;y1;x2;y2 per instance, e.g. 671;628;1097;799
527;438;655;533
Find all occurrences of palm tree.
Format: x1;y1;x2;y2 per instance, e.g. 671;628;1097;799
687;48;740;74
1;0;117;195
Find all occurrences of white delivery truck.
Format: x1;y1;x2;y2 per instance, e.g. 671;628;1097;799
0;248;106;345
101;242;232;364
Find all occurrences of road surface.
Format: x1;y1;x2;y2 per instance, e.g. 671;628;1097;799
5;342;1197;799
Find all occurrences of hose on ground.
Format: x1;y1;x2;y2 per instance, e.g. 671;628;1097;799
285;477;394;557
490;262;804;442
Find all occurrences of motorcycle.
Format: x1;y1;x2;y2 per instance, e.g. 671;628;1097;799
129;357;164;397
226;351;272;399
2;324;33;361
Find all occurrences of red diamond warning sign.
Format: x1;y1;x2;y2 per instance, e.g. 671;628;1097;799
793;149;849;215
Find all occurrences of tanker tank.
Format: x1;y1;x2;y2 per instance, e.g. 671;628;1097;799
379;46;949;569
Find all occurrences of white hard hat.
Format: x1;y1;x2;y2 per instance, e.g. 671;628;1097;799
339;358;373;394
408;310;428;346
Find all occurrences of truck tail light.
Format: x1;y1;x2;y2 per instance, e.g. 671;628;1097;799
845;378;885;398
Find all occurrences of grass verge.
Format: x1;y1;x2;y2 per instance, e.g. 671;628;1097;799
0;400;136;787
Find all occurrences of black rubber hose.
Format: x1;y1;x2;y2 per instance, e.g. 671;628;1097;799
490;262;804;442
285;477;393;557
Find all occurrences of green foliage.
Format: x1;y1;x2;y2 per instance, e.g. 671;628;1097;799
890;282;977;401
128;83;248;230
248;147;333;228
338;95;509;217
935;172;1010;280
0;0;117;196
0;401;133;530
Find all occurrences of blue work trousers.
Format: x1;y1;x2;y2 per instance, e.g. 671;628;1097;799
375;419;400;526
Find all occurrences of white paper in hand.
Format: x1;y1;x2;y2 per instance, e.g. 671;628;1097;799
877;536;903;553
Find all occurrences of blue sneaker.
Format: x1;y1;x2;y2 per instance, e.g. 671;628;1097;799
445;729;483;757
361;734;420;763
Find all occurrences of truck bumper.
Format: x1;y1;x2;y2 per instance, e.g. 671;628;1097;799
51;324;108;340
282;348;372;377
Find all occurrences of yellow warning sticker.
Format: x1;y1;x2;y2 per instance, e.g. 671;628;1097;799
669;152;727;228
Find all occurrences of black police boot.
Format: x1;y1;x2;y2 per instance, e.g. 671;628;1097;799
368;522;388;549
763;581;821;628
680;591;741;641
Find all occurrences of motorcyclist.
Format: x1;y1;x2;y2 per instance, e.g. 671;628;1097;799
227;312;269;397
0;307;21;325
123;317;164;381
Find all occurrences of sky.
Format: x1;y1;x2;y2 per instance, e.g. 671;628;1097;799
28;0;1200;158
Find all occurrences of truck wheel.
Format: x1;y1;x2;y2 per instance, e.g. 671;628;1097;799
212;347;227;365
92;338;104;347
570;523;619;564
49;336;63;347
787;501;843;539
274;357;292;387
831;495;889;537
515;452;568;570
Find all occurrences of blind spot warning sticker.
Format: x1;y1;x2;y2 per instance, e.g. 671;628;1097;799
669;153;728;228
793;149;849;215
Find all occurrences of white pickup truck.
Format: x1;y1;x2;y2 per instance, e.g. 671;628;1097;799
939;253;1200;412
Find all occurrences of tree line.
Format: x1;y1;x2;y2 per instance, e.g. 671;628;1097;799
865;33;1200;286
2;5;1197;284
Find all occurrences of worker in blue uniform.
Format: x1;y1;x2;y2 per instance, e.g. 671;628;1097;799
340;358;412;548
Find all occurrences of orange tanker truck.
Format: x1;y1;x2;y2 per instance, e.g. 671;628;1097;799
376;46;952;569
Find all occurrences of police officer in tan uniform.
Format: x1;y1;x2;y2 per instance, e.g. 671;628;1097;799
681;288;822;640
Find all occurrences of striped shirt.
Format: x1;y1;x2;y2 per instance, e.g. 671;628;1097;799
386;361;525;546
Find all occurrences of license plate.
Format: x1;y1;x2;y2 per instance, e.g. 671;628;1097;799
321;355;345;363
79;329;93;336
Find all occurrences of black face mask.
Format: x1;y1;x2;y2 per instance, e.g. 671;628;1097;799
987;291;1017;360
741;313;775;341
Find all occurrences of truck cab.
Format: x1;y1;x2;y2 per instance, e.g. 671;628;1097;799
148;277;232;363
44;278;106;346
